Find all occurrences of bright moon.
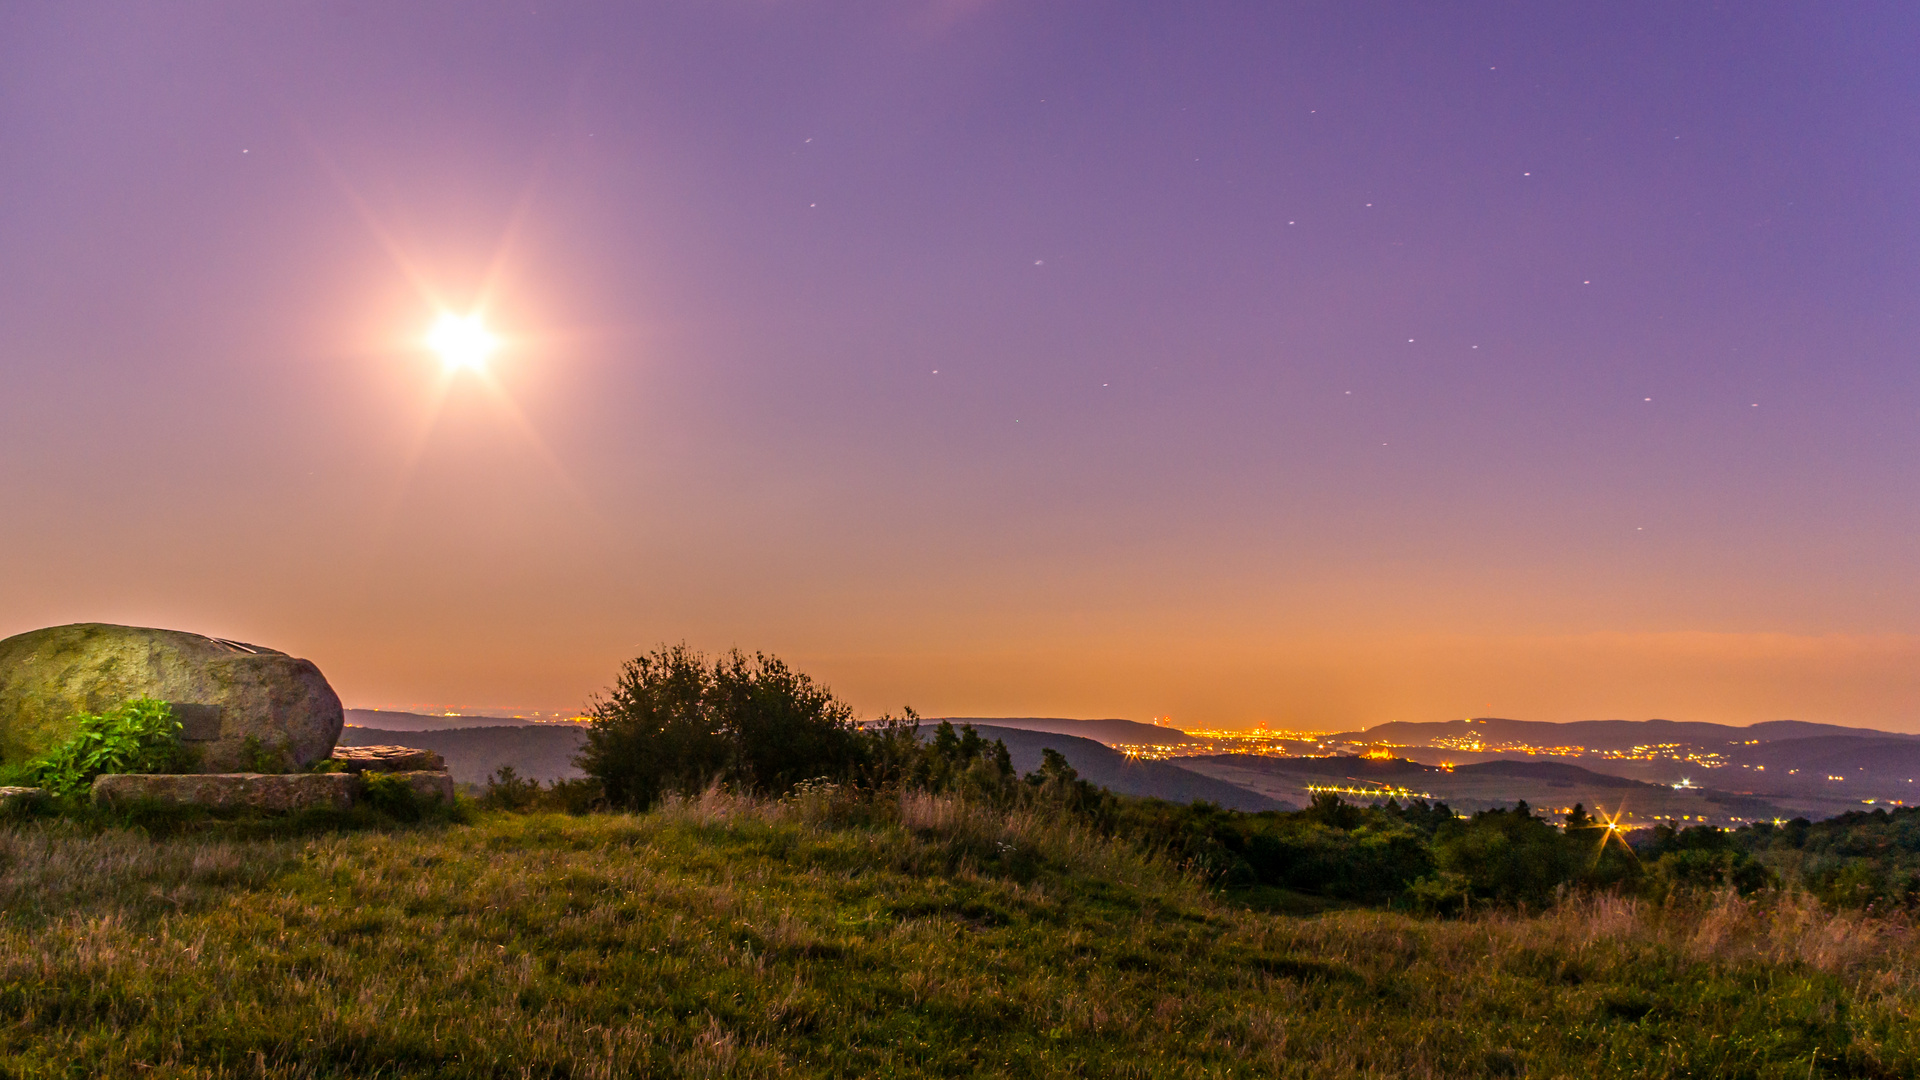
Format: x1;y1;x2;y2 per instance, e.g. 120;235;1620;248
427;313;498;372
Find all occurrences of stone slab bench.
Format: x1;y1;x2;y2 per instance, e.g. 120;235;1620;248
331;745;446;773
375;770;456;804
0;786;45;809
93;772;357;811
91;770;455;811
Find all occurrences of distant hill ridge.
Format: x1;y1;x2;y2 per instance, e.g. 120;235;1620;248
1342;717;1920;751
931;717;1188;745
935;724;1285;812
345;709;566;731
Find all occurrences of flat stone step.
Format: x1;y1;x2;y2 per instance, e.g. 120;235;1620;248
331;745;446;773
0;786;45;808
93;772;357;811
89;770;458;812
371;770;456;804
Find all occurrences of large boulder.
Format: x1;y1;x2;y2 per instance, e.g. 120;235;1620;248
0;623;344;772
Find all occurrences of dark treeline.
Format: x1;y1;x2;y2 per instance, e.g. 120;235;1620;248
494;645;1920;914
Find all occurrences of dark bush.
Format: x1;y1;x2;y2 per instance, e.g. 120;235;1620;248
577;644;734;809
579;644;878;809
361;772;423;821
1432;803;1585;909
482;767;605;814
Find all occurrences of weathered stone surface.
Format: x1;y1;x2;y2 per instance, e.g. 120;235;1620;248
378;770;456;804
92;772;357;811
331;745;446;773
0;624;344;772
0;786;45;808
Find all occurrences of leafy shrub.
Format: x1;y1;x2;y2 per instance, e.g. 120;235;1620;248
1106;795;1440;904
481;766;605;814
1404;870;1474;915
482;765;543;811
28;698;191;795
360;772;423;821
1432;803;1587;910
577;645;735;809
1637;822;1772;899
871;716;1013;800
579;644;877;808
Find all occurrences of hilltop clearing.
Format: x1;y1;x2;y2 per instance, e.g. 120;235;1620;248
2;797;1915;1077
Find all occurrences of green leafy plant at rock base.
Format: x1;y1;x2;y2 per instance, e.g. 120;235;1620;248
23;697;191;796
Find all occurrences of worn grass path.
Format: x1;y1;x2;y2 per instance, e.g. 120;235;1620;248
0;794;1915;1078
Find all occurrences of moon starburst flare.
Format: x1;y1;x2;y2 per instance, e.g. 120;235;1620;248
427;313;499;373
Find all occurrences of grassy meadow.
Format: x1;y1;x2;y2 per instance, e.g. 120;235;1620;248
0;793;1916;1078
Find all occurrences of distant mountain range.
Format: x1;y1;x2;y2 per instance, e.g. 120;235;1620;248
930;717;1189;744
1341;716;1920;751
345;709;566;731
338;709;1920;823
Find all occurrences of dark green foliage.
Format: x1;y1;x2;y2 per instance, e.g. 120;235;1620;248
1108;794;1439;904
1100;796;1655;911
1024;747;1113;815
1638;822;1774;898
905;720;1018;801
1431;802;1587;909
481;766;605;814
710;649;867;794
481;764;542;810
359;772;423;821
1689;806;1920;908
579;644;880;808
578;644;728;808
579;646;1021;810
24;698;191;795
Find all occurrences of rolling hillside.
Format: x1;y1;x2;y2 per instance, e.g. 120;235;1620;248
932;716;1189;745
339;721;1284;809
949;725;1287;811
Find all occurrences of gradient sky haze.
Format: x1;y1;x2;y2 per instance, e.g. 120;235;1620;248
3;3;1917;730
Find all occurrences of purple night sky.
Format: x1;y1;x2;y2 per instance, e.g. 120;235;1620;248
2;3;1916;729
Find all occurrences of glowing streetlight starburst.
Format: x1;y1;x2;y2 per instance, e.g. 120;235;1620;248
426;313;499;373
1589;804;1638;867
